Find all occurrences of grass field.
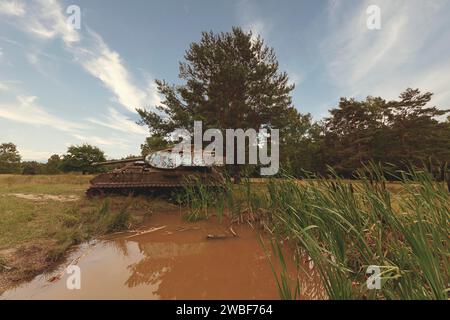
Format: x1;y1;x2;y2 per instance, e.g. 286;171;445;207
0;174;176;293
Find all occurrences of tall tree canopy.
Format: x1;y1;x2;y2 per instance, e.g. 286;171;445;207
137;26;295;138
0;142;21;174
46;154;62;174
60;144;106;174
382;89;450;167
22;161;45;175
321;88;450;177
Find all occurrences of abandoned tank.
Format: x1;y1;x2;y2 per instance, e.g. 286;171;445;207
86;146;225;197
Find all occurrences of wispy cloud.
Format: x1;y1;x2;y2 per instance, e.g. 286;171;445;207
0;35;24;47
72;30;160;113
20;149;58;161
0;0;156;159
72;133;128;149
0;0;25;17
0;80;20;91
321;0;450;106
24;0;79;44
1;0;159;114
87;107;148;135
26;50;46;77
287;70;302;87
0;95;84;132
236;0;270;41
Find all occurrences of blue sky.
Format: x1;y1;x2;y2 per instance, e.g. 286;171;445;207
1;0;449;161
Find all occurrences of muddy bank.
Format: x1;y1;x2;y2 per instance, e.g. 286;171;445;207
1;211;322;300
0;240;57;294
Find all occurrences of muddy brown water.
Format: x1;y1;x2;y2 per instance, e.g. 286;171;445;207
1;212;322;300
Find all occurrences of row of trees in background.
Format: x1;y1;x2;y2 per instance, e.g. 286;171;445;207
280;89;450;178
0;143;106;175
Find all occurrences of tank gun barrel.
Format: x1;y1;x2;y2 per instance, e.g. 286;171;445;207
91;157;145;167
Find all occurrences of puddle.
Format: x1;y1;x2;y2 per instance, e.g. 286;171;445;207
1;212;323;300
7;193;80;202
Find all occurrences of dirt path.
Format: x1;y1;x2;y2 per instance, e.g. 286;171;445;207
6;193;80;202
1;211;323;300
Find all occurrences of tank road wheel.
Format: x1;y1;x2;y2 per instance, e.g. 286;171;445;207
86;188;105;199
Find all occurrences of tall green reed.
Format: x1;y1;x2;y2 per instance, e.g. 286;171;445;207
258;164;449;300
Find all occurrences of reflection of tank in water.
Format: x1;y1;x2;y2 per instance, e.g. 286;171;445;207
86;146;224;198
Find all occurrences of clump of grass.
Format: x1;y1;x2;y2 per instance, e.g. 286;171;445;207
178;171;269;223
48;198;134;262
260;237;301;300
105;203;132;232
47;229;84;262
178;177;227;221
82;198;134;234
260;164;449;300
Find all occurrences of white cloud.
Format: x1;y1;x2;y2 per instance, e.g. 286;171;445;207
24;0;79;44
20;149;56;162
26;51;40;67
246;20;266;42
1;0;77;43
0;80;21;91
0;0;157;160
72;133;128;149
0;35;24;47
321;0;450;107
0;0;25;17
0;92;137;155
322;1;408;87
287;71;302;87
0;95;84;132
415;65;450;109
87;107;148;135
236;0;271;42
3;0;160;113
24;49;62;78
72;30;160;113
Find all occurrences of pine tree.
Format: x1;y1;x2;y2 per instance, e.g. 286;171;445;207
137;27;296;181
